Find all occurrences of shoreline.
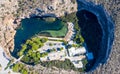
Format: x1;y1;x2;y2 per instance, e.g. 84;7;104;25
77;0;114;72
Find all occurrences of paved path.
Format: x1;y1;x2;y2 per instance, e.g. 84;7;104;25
38;41;65;52
37;36;63;41
13;55;24;64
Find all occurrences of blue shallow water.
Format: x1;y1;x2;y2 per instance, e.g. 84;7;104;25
77;0;114;72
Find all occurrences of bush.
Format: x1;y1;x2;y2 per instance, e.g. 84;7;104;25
41;59;77;70
12;63;19;72
40;38;48;43
18;37;48;64
82;59;88;71
60;47;64;51
40;52;48;57
12;63;29;74
71;0;76;4
21;69;28;74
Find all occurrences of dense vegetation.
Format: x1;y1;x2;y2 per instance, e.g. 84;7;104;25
41;59;75;70
82;59;88;71
12;63;39;74
12;59;87;74
12;63;28;74
17;37;48;64
41;59;86;72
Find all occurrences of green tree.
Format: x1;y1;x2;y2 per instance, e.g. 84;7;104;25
12;64;19;72
17;51;23;57
36;52;40;58
21;44;27;50
72;44;77;47
21;56;30;63
80;35;84;43
63;40;68;45
82;59;88;71
60;47;64;51
21;68;28;74
31;43;39;50
40;38;48;43
49;43;53;46
40;52;48;57
28;50;32;55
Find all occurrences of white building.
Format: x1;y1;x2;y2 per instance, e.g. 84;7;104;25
68;47;86;57
72;61;83;68
40;49;65;61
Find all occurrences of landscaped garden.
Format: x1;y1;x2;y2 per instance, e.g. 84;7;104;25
17;37;48;64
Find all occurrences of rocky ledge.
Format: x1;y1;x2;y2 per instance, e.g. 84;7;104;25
0;0;18;57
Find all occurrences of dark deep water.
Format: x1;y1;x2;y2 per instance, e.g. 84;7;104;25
77;10;103;71
76;0;114;72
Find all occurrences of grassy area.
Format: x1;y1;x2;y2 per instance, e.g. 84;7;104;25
41;24;68;37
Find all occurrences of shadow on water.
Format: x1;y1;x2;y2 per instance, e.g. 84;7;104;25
76;0;114;72
77;10;103;72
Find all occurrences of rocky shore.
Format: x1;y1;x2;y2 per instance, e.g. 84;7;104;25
76;0;115;72
86;0;120;74
0;0;18;57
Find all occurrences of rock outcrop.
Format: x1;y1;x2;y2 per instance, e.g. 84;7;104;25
0;0;18;57
17;0;77;18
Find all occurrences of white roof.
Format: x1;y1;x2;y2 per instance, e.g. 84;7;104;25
76;47;86;54
68;56;85;61
69;47;86;56
40;56;47;61
68;41;74;45
72;61;83;68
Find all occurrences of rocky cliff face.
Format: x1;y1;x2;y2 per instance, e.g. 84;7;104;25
0;0;77;57
86;0;120;74
0;0;18;57
17;0;77;18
